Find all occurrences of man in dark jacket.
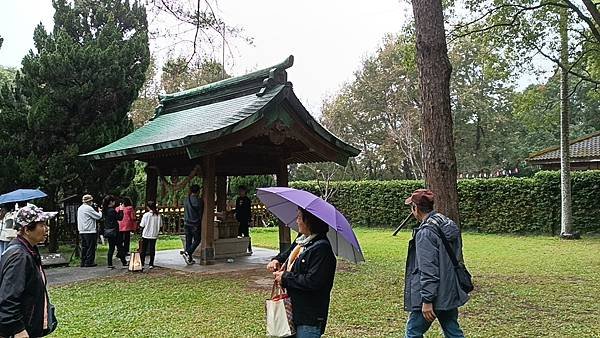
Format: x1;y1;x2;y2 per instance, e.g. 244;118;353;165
0;204;58;338
403;189;468;338
182;184;203;265
235;186;252;253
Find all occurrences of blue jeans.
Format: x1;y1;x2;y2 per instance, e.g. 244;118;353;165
185;225;201;257
405;308;464;338
295;325;322;338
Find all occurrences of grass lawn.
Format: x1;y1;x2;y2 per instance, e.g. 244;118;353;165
49;228;600;337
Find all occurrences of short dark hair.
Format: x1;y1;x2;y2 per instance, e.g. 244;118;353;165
20;221;41;233
102;195;116;210
123;197;133;207
147;201;159;215
238;185;247;191
298;208;329;234
415;201;434;214
190;184;200;194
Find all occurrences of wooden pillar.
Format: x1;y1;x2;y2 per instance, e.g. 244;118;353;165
200;155;216;265
216;176;227;212
277;162;291;253
145;165;158;204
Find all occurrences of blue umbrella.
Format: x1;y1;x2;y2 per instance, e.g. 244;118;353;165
0;189;48;204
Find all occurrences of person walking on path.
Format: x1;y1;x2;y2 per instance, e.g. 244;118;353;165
116;197;136;254
102;195;127;269
268;208;337;338
235;186;253;254
0;203;18;256
139;201;162;269
403;189;468;338
181;184;203;265
0;204;58;338
77;194;102;267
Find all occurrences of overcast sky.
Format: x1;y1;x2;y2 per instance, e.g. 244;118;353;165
0;0;410;115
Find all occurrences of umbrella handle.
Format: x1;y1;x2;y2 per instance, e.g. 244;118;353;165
392;213;413;236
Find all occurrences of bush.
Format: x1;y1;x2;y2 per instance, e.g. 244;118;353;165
291;170;600;234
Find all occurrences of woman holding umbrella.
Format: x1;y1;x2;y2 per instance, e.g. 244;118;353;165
269;208;336;338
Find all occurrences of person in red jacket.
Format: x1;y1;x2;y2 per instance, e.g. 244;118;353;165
116;197;137;254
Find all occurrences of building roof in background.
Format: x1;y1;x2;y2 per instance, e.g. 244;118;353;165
528;131;600;164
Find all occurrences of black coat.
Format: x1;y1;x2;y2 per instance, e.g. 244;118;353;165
0;236;53;337
104;207;123;231
275;234;337;333
235;196;252;222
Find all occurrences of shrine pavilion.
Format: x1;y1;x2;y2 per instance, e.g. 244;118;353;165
83;55;360;264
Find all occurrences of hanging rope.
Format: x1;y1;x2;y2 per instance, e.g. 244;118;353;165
159;165;201;206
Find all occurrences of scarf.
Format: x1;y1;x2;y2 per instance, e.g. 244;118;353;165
285;234;318;272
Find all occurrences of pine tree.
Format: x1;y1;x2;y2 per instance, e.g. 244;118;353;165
11;0;150;250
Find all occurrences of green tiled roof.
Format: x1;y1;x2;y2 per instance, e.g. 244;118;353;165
82;55;360;164
158;55;293;104
83;85;285;159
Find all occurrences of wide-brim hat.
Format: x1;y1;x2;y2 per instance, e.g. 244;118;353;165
82;194;94;203
15;204;58;228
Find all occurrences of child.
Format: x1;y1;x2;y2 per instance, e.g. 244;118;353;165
139;201;162;269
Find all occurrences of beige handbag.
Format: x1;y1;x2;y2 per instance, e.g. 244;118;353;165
266;282;294;337
128;240;143;272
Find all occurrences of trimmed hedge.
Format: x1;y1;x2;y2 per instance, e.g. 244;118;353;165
290;170;600;234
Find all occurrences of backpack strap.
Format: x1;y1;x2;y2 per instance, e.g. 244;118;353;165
422;220;460;268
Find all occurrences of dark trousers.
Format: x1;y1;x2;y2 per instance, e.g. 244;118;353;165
238;219;252;252
185;225;201;257
141;238;157;266
119;231;131;253
107;236;127;267
80;233;97;267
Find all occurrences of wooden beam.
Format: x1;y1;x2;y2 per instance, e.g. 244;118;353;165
216;176;227;212
277;162;292;253
144;165;159;204
200;155;216;265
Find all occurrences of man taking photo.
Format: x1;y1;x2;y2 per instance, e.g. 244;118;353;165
77;194;102;267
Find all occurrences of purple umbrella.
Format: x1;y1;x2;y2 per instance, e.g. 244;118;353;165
257;187;365;263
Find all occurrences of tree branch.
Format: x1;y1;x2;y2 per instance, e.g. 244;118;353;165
185;0;201;67
449;3;552;41
563;0;600;44
581;0;600;31
526;40;600;84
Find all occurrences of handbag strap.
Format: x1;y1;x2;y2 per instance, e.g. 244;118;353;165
422;219;460;268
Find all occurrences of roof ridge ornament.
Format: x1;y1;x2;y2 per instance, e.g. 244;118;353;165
257;55;294;97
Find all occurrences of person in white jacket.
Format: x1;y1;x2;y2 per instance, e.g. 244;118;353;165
77;194;102;267
0;203;18;256
139;201;162;269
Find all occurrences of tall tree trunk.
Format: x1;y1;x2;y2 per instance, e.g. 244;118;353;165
412;0;460;224
559;8;575;238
